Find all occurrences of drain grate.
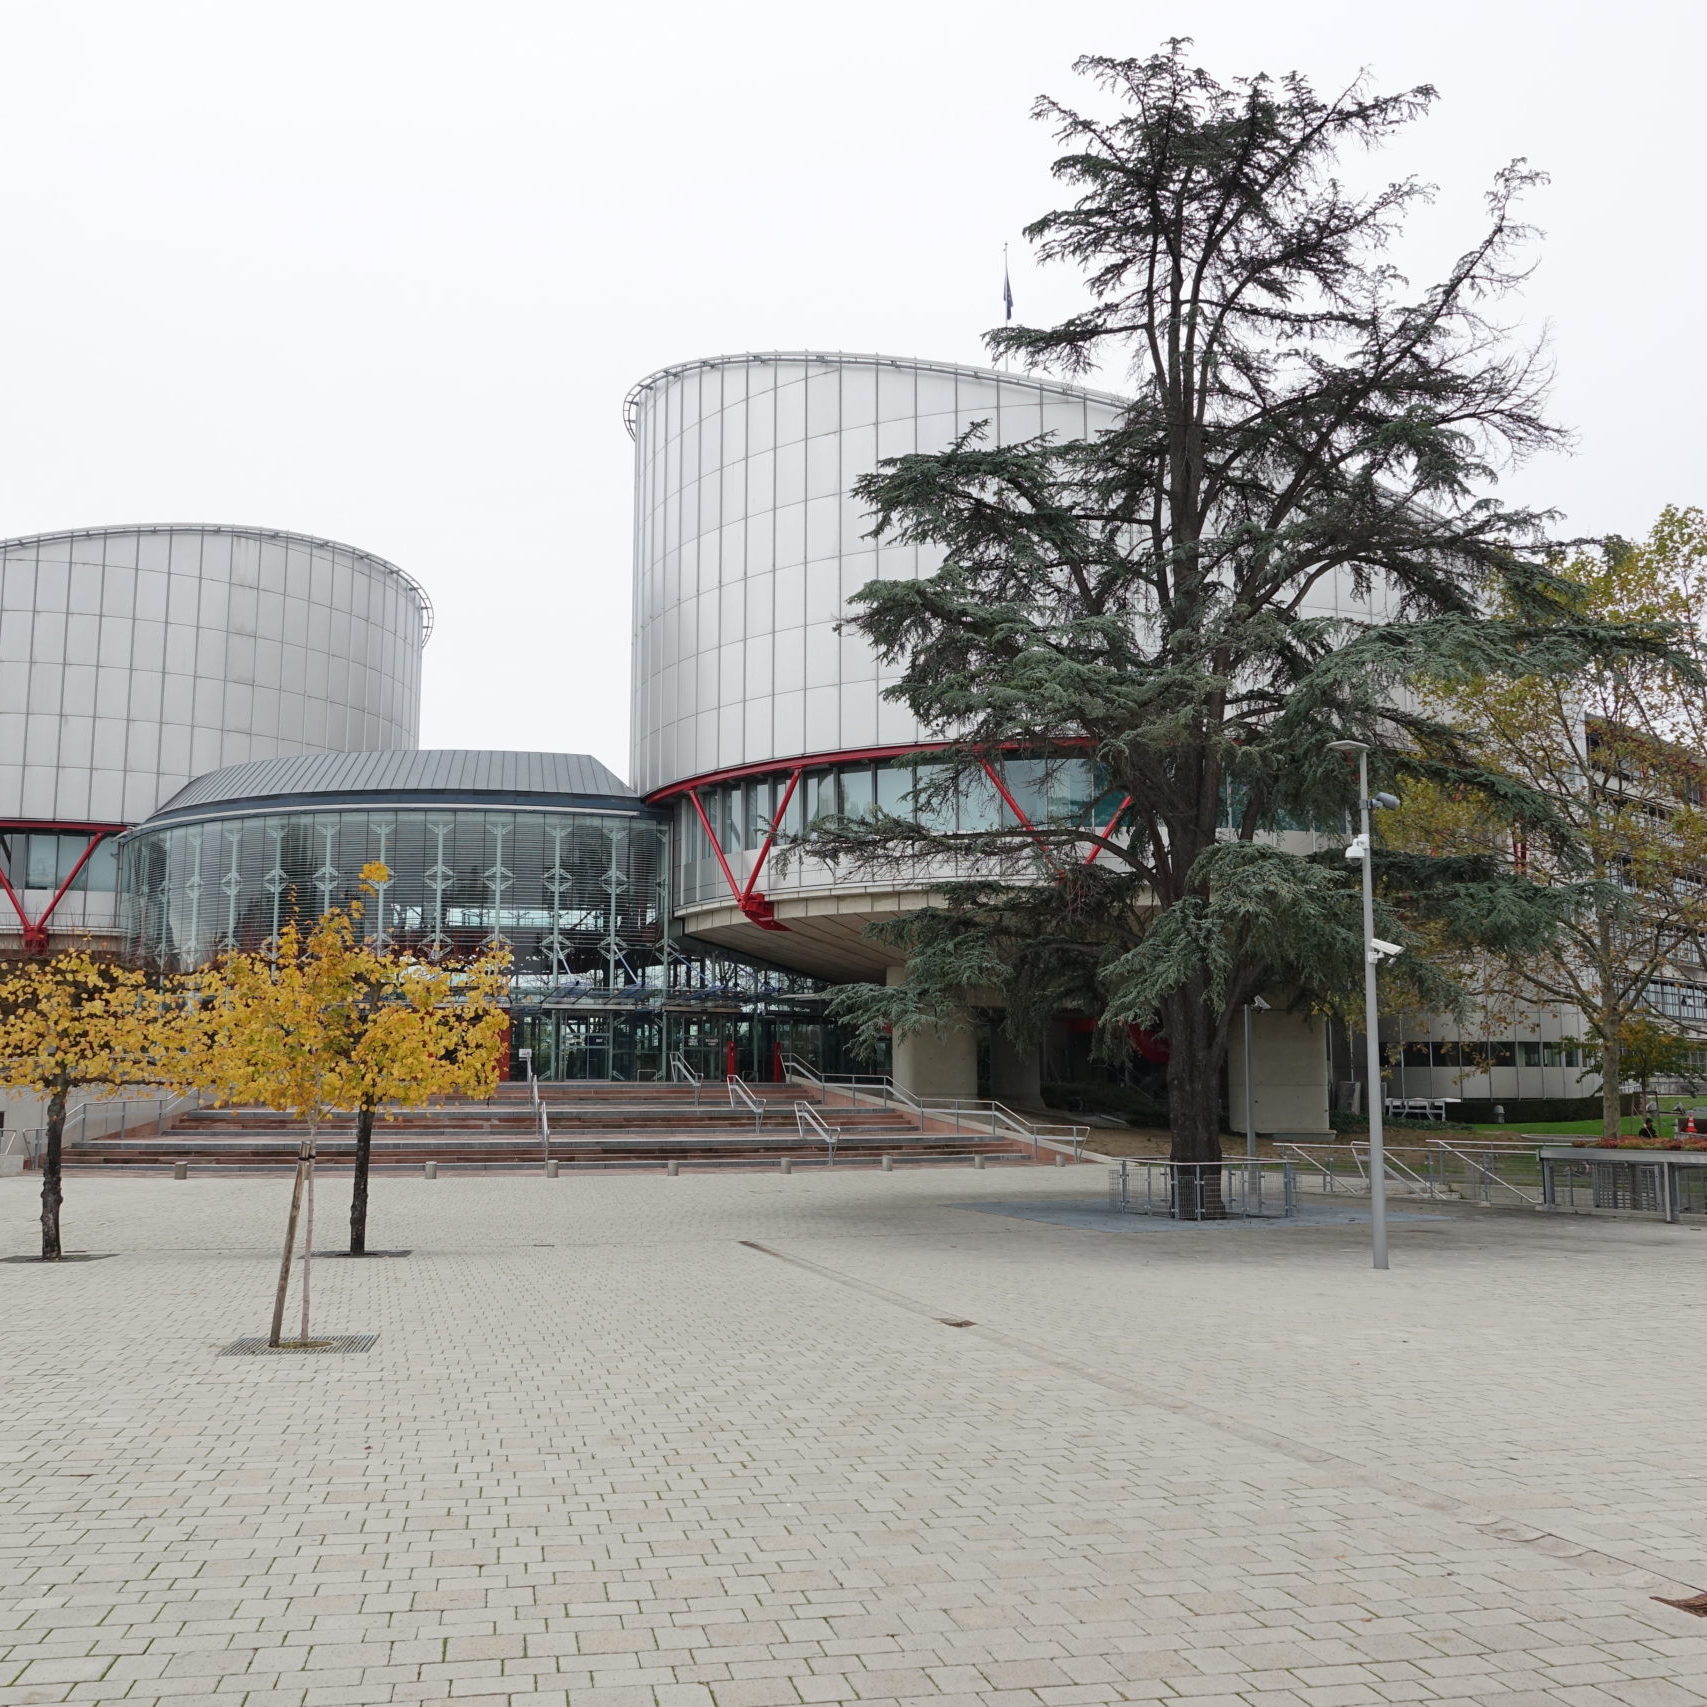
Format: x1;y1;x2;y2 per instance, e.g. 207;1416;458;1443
220;1334;378;1356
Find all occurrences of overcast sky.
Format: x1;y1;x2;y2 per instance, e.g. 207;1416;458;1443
0;1;1695;780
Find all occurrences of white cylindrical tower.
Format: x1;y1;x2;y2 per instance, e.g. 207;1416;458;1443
627;352;1124;795
0;523;429;951
625;352;1127;975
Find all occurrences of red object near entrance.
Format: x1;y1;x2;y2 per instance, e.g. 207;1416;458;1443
1127;1025;1170;1064
725;1037;739;1079
771;1041;785;1082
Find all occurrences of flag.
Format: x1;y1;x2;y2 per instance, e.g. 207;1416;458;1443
1002;252;1014;321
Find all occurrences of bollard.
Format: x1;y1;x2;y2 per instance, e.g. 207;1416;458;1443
973;1154;986;1171
780;1157;792;1175
667;1160;679;1177
173;1161;188;1181
881;1155;893;1173
546;1160;559;1179
424;1161;438;1180
1054;1152;1067;1167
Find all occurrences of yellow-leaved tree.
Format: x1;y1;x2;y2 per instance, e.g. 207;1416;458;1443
0;952;202;1260
1387;509;1707;1140
199;864;510;1340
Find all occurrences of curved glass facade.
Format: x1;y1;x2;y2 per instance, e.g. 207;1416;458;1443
671;753;1117;911
120;807;668;985
116;797;869;1082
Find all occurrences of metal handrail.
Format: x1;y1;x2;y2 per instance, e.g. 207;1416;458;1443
1;1126;43;1169
38;1086;205;1148
1425;1137;1543;1206
521;1054;549;1158
779;1057;1090;1158
1277;1140;1444;1198
669;1052;703;1106
794;1099;841;1163
726;1075;763;1132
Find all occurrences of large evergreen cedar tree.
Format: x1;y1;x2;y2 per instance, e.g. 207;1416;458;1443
199;865;511;1254
809;45;1679;1168
0;952;202;1260
1387;510;1707;1142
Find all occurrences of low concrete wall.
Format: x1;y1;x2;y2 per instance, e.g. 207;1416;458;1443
1228;1009;1331;1137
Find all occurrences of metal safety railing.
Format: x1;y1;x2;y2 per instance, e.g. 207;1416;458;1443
726;1074;763;1132
794;1099;841;1164
1110;1157;1298;1219
779;1057;1092;1159
1;1126;43;1171
521;1052;550;1157
1274;1139;1545;1208
6;1086;206;1166
669;1052;703;1106
1426;1138;1543;1206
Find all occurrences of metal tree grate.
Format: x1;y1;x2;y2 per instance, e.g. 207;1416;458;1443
220;1334;378;1356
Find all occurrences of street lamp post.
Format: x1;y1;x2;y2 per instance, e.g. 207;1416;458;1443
1326;740;1400;1271
1243;996;1270;1165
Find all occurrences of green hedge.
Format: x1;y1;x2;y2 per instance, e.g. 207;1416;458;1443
1449;1096;1603;1124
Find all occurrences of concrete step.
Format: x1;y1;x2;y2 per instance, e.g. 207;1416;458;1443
66;1134;1024;1167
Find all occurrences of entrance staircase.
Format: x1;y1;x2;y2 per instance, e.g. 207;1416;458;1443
60;1080;1043;1172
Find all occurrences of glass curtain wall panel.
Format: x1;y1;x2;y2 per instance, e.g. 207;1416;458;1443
121;807;669;987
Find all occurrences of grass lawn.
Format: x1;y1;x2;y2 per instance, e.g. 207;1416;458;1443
1469;1115;1703;1136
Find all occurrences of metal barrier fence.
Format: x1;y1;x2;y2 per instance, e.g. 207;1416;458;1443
1540;1151;1707;1221
1277;1140;1544;1208
1109;1158;1298;1219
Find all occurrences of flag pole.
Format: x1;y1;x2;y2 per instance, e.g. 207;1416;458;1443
1000;243;1014;370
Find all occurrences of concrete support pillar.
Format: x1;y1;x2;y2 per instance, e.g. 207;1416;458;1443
1227;1005;1332;1137
989;1029;1042;1106
886;965;979;1100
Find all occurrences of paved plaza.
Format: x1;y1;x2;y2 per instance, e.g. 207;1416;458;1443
3;1167;1706;1707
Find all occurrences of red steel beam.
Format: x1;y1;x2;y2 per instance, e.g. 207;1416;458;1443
740;767;803;904
0;827;117;954
1083;795;1133;865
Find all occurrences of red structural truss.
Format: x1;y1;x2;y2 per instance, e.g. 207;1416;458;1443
684;768;803;931
661;747;1135;934
0;821;125;955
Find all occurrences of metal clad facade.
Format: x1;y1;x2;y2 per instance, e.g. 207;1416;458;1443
0;524;428;825
0;523;428;947
626;353;1124;795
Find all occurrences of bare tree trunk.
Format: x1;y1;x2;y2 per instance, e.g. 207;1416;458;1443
1599;1026;1623;1144
40;1084;67;1261
268;1142;310;1347
349;1100;375;1256
1165;991;1226;1217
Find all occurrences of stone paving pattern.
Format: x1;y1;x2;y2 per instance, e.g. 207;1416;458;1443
3;1169;1706;1707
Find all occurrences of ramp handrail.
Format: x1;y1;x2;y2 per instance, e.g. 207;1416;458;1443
1276;1141;1447;1198
794;1099;841;1162
521;1054;549;1156
779;1057;1090;1158
1425;1137;1543;1206
726;1075;763;1132
669;1052;703;1106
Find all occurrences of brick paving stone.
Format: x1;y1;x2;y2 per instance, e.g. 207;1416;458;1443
4;1171;1707;1707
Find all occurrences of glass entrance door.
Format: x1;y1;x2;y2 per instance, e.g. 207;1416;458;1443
555;1016;611;1080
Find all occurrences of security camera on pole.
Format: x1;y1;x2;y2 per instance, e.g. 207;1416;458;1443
1326;741;1403;1270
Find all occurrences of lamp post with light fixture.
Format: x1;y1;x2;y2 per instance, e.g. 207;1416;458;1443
1242;995;1270;1164
1326;740;1403;1270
